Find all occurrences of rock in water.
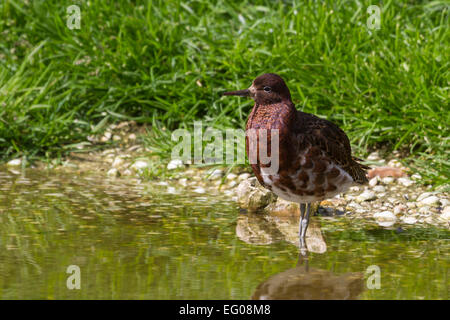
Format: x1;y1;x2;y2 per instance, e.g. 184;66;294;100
236;177;276;212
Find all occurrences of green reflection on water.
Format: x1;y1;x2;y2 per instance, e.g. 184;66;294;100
0;168;448;299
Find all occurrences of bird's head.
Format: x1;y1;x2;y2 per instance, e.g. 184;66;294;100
223;73;291;105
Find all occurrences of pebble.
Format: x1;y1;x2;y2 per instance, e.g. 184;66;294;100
387;197;398;204
418;206;431;214
167;159;184;170
419;196;440;206
7;159;21;166
227;180;237;188
373;185;386;193
374;211;395;220
356;190;377;202
398;177;414;187
178;178;188;187
369;177;378;187
387;159;403;168
193;187;206;194
236;177;276;211
406;202;416;209
394;204;407;215
440;207;450;221
367;151;381;161
424;217;434;224
417;192;433;202
345;195;355;201
122;169;132;176
112;157;125;168
132;160;149;171
167;187;176;194
347;202;363;209
411;173;422;180
381;177;395;184
100;131;112;142
238;173;251;181
440;199;449;207
373;211;396;227
106;168;120;177
401;216;417;224
209;169;223;179
226;173;238;180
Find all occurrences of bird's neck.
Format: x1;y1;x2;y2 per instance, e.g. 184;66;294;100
248;99;296;131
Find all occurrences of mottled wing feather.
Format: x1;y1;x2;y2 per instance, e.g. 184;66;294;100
294;111;369;184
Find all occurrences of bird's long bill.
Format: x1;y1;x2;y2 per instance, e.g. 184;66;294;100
223;89;250;97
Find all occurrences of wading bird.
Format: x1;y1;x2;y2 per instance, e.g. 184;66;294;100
224;73;369;249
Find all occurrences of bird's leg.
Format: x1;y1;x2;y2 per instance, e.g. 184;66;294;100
296;250;310;271
300;203;311;242
299;203;306;250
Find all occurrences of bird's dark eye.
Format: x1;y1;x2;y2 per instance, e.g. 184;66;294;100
263;86;271;92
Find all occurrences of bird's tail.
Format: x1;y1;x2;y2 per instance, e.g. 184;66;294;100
351;157;371;184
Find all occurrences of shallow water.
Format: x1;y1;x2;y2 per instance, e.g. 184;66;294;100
0;167;448;299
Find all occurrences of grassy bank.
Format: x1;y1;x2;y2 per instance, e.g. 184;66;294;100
0;0;448;184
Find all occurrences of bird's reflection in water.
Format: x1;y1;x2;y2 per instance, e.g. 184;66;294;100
251;252;365;300
236;213;326;253
236;214;365;300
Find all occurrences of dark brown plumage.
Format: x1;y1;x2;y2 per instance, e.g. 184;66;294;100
224;73;369;248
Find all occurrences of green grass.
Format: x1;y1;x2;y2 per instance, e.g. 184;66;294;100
0;0;449;185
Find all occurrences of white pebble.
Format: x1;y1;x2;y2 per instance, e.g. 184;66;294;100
374;211;396;227
167;187;176;194
100;131;112;142
347;202;363;209
167;159;184;170
402;216;417;224
226;173;238;180
238;173;251;181
367;152;380;161
373;185;386;193
209;169;223;179
406;202;416;209
227;180;237;188
356;190;377;202
439;199;449;207
178;178;188;186
193;187;206;194
394;204;407;215
386;197;398;204
7;158;21;166
418;206;430;214
417;192;433;202
440;207;450;221
122;169;132;176
112;157;125;168
374;211;396;221
369;177;378;187
387;159;402;168
132;160;149;171
420;196;440;206
381;177;395;184
398;177;414;187
106;168;120;177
